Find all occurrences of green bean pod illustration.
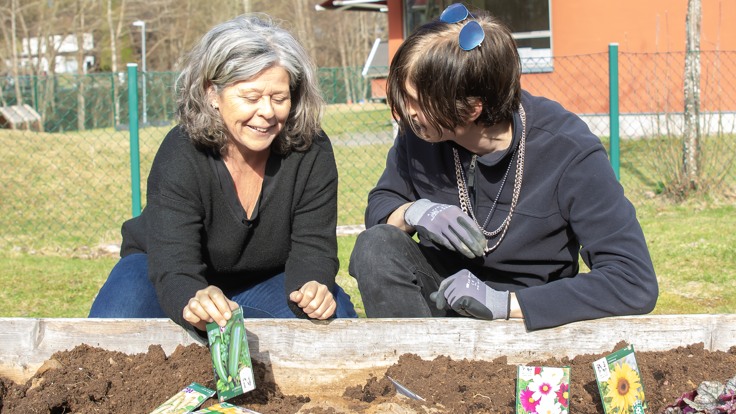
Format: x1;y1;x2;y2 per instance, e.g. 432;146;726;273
228;322;243;379
211;336;229;382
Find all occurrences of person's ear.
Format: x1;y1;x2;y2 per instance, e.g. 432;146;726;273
207;86;220;110
467;97;483;122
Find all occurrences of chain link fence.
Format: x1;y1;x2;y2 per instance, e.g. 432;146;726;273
2;50;735;251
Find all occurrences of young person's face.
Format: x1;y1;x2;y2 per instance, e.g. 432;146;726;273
404;82;482;143
212;66;292;154
404;82;454;143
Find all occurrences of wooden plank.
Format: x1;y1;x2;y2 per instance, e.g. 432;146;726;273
0;318;202;386
1;315;735;396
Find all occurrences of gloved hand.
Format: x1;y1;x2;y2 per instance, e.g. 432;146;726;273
404;199;486;258
429;269;510;320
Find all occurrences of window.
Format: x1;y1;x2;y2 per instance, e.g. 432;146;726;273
403;0;553;73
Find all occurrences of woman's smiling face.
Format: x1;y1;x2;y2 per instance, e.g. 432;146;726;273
212;65;292;154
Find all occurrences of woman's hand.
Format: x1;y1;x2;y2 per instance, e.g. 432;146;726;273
183;286;239;332
289;281;336;320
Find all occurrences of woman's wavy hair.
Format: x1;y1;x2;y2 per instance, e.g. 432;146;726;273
387;8;521;136
175;14;324;155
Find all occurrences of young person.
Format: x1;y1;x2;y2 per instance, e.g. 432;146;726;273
349;4;658;331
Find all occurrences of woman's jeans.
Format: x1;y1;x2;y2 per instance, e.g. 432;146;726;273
89;253;358;319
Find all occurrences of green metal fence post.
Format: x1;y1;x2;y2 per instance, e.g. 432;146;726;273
127;63;142;217
33;75;39;112
608;43;620;180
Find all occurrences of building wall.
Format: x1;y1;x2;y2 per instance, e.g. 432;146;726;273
522;0;736;115
386;1;735;116
552;0;735;55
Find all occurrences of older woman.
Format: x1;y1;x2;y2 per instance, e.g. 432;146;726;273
90;14;357;332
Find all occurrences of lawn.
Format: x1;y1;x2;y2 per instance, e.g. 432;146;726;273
1;106;735;319
1;200;734;319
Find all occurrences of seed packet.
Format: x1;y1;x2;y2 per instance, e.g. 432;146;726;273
149;382;215;414
515;365;571;414
593;344;647;414
192;402;261;413
206;307;256;402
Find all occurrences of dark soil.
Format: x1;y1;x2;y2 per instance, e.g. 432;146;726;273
1;341;734;413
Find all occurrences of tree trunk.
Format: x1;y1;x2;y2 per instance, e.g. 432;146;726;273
10;0;23;105
337;20;353;104
75;0;88;131
682;0;702;193
106;0;123;126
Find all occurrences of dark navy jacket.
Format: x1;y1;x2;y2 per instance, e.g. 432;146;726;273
366;90;658;330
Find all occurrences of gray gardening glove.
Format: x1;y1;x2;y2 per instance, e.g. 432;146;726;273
429;270;510;320
404;199;486;258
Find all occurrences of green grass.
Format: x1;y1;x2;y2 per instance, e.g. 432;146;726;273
636;202;736;314
334;143;390;224
1;105;735;319
321;106;393;136
0;107;391;250
0;251;117;317
1;200;734;318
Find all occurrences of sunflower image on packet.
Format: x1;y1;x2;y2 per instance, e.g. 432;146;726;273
593;344;647;414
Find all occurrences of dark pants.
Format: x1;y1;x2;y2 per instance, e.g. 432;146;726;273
349;224;455;317
89;253;358;319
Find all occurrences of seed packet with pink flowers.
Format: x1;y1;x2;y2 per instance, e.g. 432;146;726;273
515;365;571;414
593;344;647;414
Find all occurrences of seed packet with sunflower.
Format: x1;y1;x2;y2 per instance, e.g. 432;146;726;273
593;344;647;414
515;365;571;414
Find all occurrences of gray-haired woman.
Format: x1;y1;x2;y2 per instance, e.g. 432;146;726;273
90;14;357;332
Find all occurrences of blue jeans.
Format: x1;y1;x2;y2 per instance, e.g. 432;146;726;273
89;253;358;319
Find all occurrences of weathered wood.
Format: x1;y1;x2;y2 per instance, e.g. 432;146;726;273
1;315;735;396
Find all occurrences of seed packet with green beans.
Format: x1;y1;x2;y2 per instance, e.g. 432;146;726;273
192;402;261;413
206;307;256;402
148;382;215;414
593;344;647;414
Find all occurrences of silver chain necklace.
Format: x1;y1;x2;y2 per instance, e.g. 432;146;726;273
453;104;526;254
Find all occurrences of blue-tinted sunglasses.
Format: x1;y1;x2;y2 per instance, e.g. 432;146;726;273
439;3;485;51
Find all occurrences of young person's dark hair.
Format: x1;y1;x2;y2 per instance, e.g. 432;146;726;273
387;8;521;137
350;4;658;331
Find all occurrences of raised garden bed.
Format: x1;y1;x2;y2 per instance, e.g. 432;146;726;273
1;315;735;413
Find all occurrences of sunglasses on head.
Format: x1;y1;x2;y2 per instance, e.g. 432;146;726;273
439;3;485;51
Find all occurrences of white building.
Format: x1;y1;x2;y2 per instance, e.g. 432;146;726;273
20;33;95;74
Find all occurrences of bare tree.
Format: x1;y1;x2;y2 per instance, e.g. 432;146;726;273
17;0;64;126
73;0;97;130
682;0;702;193
331;11;385;103
105;0;126;126
293;0;316;61
9;0;22;104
